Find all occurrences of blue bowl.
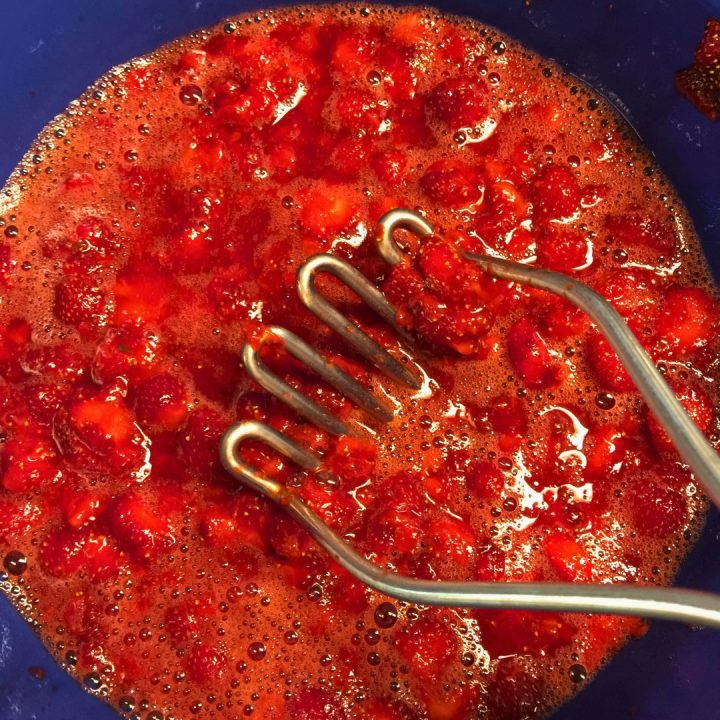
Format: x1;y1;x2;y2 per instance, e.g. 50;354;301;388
1;1;719;718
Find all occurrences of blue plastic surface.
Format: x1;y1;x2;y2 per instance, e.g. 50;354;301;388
1;1;719;718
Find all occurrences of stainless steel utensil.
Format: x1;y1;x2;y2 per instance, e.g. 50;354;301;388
220;207;720;629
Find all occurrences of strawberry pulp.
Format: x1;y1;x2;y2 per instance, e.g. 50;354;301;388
0;6;719;720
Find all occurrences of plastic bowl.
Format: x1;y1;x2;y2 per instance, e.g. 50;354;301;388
1;1;719;718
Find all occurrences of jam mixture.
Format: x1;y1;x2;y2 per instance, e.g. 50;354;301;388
1;5;719;720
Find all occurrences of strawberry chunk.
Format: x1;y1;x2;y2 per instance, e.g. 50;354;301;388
61;488;103;529
630;481;687;537
164;595;215;642
299;183;359;236
324;435;377;486
181;407;227;474
370;149;408;186
426;516;476;569
395;614;457;682
545;532;593;581
419;159;485;209
428;75;488;127
530;164;581;219
287;688;348;720
39;526;88;577
134;373;188;430
585;330;634;392
53;275;109;332
184;642;228;684
477;609;576;658
676;19;720;120
506;318;563;389
113;266;173;324
535;226;590;272
93;324;160;383
54;388;146;473
655;286;718;354
206;265;251;321
604;211;676;257
109;492;174;561
464;460;505;500
647;383;714;454
1;430;60;492
331;28;377;73
0;500;41;542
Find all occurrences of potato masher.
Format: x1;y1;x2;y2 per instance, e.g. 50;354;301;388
220;208;720;630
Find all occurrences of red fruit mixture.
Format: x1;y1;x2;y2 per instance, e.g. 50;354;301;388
1;6;719;720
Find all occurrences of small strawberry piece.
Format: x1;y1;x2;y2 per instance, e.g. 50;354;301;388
530;164;581;219
299;183;359;236
604;211;677;256
331;29;377;74
55;389;144;473
655;286;718;354
676;19;720;120
485;659;544;720
506;318;563;389
364;473;423;556
408;294;493;356
475;541;507;581
478;609;576;658
371;149;408;186
61;488;102;529
83;532;123;581
335;88;387;135
417;235;486;302
109;492;173;560
593;268;664;326
39;526;87;577
585;331;634;392
178;47;207;71
0;318;32;381
426;516;476;568
1;430;60;492
176;345;243;407
164;595;215;642
537;297;588;340
113;266;173;324
486;394;529;435
535;226;590;272
206;265;251;320
465;460;505;500
419;159;485;209
694;19;720;65
53;275;109;332
324;435;377;486
134;373;188;430
0;244;15;285
287;688;348;720
93;324;159;383
545;532;593;581
584;424;628;477
181;407;227;474
0;500;41;542
184;642;228;684
21;344;88;381
74;216;121;255
630;481;687;537
428;75;488;127
198;509;238;549
269;512;316;560
395;614;456;682
212;78;277;129
647;383;714;454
